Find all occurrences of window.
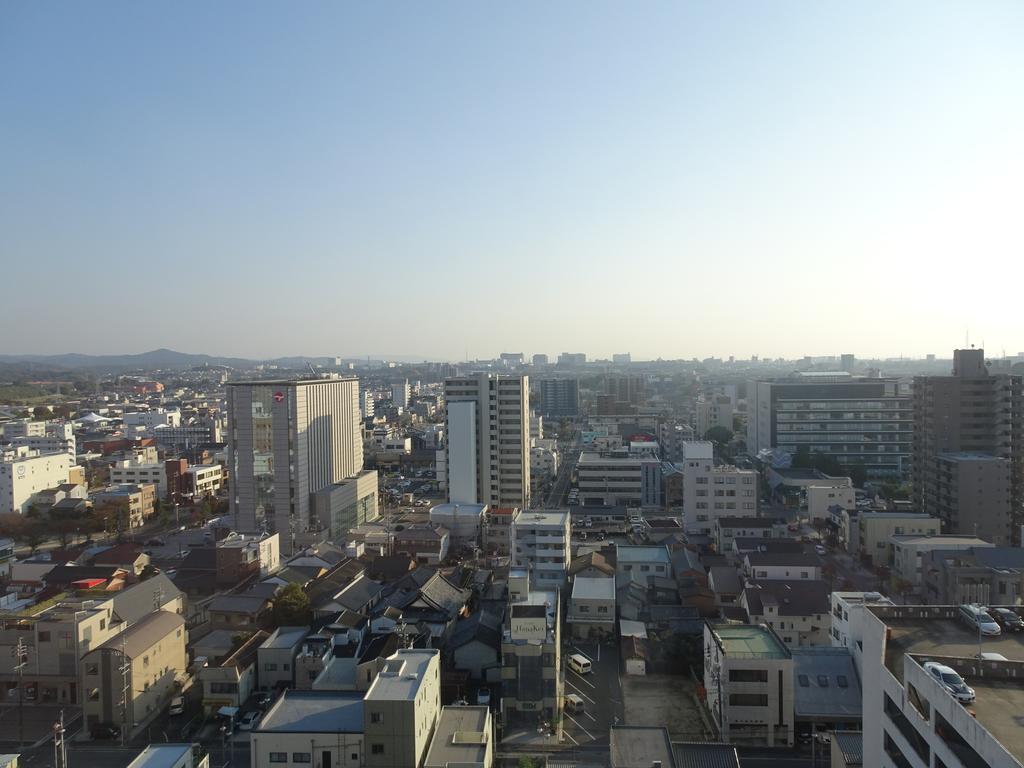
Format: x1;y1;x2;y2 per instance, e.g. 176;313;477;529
817;676;829;687
38;631;51;642
371;745;385;755
729;669;768;683
837;675;848;688
269;754;287;764
291;755;311;764
265;663;278;671
85;663;99;676
797;674;809;687
370;712;383;724
729;693;768;707
88;688;100;701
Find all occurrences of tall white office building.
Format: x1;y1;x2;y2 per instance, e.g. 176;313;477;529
444;373;531;508
227;378;363;552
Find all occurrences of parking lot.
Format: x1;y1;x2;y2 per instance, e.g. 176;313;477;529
0;704;81;747
620;674;711;741
561;639;622;746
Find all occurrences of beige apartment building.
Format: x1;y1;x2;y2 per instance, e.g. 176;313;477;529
0;574;183;705
363;649;441;768
81;610;187;738
857;512;940;565
92;483;157;529
444;374;530;509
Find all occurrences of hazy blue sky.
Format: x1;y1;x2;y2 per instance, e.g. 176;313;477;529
2;2;1022;361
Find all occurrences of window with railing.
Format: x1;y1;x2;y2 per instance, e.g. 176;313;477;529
884;693;929;764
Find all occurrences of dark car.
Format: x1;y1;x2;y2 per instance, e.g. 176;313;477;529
990;607;1024;632
145;537;166;547
90;723;121;740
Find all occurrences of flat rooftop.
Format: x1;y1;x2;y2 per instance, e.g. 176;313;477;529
882;614;1024;760
710;624;790;659
365;649;438;701
127;745;194;768
424;706;490;768
512;509;569;526
257;691;364;733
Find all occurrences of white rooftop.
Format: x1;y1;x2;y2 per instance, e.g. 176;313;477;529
126;745;194;768
365;649;439;701
681;441;714;460
512;509;569;527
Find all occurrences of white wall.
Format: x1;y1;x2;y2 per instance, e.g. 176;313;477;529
447;401;478;504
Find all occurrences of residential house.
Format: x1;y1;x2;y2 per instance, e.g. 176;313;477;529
741;580;830;647
615;545;673;586
208;594;270;631
92;544;151;576
200;630;267;714
742;552;822;582
258;627;308;691
81;610;187;739
714;517;787;554
393;525;450;566
449;610;502;682
567;577;615;640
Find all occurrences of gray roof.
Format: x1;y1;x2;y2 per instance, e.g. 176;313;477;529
610;726;676;768
745;551;821;568
209;594;269;615
831;732;863;765
424;706;490;768
792;648;862;718
260;626;308;650
127;745;195;768
96;610;184;657
674;743;740;768
743;580;829;619
110;573;182;624
334;574;385;611
572;576;616;601
616;544;672;565
708;567;742;595
256;690;364;733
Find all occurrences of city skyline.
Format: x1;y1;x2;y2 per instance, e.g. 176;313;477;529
3;2;1023;359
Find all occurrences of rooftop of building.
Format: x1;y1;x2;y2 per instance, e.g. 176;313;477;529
257;690;364;733
857;511;935;520
616;544;672;564
430;502;487;516
571;577;616;601
424;706;490;768
609;725;677;768
889;534;993;547
364;649;438;701
227;377;357;387
875;606;1024;761
96;610;184;657
716;516;784;529
126;744;196;768
260;626;308;650
831;591;893;606
707;623;790;659
578;451;642;464
673;742;740;768
512;509;569;527
791;647;862;719
680;441;715;460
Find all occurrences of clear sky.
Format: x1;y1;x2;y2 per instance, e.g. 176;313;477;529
2;2;1022;361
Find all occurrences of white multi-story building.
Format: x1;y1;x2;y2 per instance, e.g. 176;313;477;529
123;409;182;430
577;451;642;507
364;649;442;768
511;509;570;587
110;459;168;498
856;604;1024;768
5;421;76;457
0;449;73;514
828;591;893;652
184;464;223;497
889;534;993;590
360;388;376;418
703;622;794;747
806;480;855;522
227;378;363;553
252;690;365;768
444;373;530;509
680;442;759;535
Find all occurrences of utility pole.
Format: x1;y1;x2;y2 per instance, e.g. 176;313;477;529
12;638;29;747
119;625;131;747
53;709;68;768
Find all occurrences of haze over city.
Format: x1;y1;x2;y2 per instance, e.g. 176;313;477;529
3;2;1024;359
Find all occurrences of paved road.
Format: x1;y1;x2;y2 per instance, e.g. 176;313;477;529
544;444;580;508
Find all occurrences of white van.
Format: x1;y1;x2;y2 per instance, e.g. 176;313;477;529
564;693;585;714
568;654;592;675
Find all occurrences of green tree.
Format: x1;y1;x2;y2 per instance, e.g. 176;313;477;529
704;426;733;446
19;521;49;553
517;759;541;768
272;583;312;626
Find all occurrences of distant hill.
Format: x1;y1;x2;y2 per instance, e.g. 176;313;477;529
0;348;257;371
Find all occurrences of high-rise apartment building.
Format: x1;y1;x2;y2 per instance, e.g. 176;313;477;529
538;378;580;418
680;442;759;535
913;348;1023;542
747;373;913;480
391;380;410;409
227;378;363;551
444;373;530;509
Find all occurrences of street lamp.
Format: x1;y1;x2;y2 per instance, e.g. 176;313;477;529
12;638;29;747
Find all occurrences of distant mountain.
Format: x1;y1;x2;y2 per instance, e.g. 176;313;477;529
0;348;258;371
